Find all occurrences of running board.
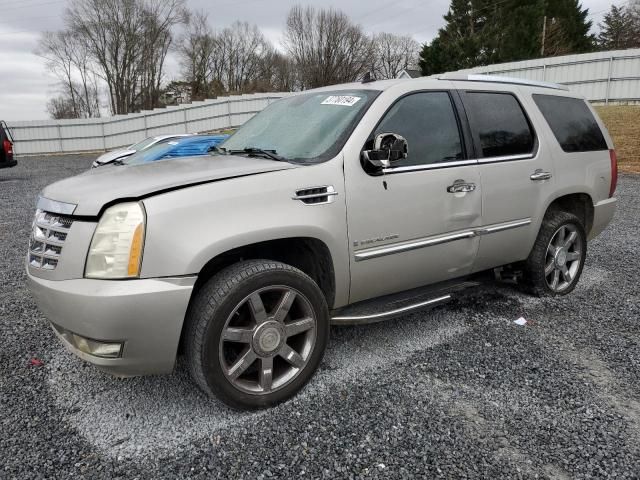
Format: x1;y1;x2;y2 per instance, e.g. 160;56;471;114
330;280;478;326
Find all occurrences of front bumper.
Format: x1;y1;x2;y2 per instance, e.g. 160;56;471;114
27;272;196;376
589;197;617;240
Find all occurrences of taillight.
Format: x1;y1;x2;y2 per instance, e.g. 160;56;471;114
609;149;618;198
3;139;12;155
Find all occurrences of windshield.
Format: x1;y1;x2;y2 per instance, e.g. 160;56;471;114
221;89;380;163
129;137;160;151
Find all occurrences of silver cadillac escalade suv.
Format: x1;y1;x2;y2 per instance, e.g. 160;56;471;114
27;75;618;409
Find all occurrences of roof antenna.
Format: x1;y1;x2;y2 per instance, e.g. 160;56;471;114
361;71;376;84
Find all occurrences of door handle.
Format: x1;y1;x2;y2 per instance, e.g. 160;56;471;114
447;181;476;193
530;169;552;181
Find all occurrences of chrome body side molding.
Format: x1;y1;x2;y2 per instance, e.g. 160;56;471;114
354;218;532;262
355;231;476;262
474;218;532;235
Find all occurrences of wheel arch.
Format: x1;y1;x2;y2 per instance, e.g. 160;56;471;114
178;237;336;355
189;237;336;308
543;192;594;235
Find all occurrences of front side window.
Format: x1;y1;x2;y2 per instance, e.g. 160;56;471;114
533;94;607;153
465;92;535;158
221;90;380;163
370;91;464;168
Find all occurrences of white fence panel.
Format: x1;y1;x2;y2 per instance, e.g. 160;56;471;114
458;48;640;104
6;93;287;156
9;50;640;156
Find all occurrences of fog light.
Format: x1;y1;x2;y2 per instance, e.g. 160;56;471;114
72;335;123;358
53;323;123;358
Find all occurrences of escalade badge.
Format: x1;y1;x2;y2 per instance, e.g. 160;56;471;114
353;234;399;248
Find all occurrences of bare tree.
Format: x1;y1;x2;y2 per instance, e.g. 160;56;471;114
37;30;100;118
67;0;186;115
47;95;80;119
137;0;187;109
178;17;278;96
284;6;374;88
371;33;419;79
179;10;218;99
256;49;298;92
219;22;271;93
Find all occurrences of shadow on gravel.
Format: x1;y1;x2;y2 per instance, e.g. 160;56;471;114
47;301;475;459
0;177;27;183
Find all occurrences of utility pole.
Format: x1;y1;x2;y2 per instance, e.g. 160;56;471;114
541;15;547;57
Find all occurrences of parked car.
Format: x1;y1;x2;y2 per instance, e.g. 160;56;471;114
116;134;229;166
27;75;617;410
91;134;194;168
0;121;16;169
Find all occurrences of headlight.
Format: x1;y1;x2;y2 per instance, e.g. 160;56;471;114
85;202;146;279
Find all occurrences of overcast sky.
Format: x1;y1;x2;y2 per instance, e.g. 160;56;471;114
0;0;616;121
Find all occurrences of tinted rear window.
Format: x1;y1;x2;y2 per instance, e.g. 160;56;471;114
533;95;607;152
464;92;535;158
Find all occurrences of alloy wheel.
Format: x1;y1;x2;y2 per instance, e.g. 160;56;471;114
218;286;317;395
544;224;583;293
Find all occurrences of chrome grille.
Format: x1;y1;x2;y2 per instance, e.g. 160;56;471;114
29;209;73;270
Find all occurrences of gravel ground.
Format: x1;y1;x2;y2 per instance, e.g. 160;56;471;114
1;156;639;479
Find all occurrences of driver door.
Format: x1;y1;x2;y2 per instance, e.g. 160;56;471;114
344;90;482;303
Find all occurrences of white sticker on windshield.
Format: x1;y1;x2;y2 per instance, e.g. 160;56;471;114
321;95;362;107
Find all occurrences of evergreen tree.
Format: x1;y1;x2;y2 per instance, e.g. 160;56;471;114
544;0;595;55
495;0;546;62
597;5;636;50
420;0;596;76
419;0;497;75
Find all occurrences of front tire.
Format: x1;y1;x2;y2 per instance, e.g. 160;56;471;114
524;210;587;296
184;260;329;410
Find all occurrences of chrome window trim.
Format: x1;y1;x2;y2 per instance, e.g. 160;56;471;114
36;196;77;215
382;159;478;174
380;152;537;174
476;153;535;164
354;218;532;262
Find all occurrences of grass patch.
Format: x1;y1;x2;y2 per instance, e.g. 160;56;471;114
595;106;640;174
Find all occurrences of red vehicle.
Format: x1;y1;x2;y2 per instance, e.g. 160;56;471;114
1;121;16;169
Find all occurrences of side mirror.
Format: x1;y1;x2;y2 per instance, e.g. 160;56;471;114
362;133;408;169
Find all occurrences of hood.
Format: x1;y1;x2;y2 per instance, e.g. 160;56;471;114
41;155;299;216
95;149;135;165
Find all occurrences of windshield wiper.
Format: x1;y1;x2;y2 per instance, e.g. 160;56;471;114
228;147;286;162
208;145;228;155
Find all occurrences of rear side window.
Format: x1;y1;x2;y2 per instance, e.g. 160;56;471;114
465;92;535;158
533;95;607;152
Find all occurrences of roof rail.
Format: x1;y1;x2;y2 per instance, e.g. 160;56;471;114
439;73;570;91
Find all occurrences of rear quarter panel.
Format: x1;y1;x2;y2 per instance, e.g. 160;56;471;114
519;87;613;220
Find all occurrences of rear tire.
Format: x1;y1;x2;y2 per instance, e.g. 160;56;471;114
524;210;587;296
184;260;329;410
